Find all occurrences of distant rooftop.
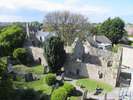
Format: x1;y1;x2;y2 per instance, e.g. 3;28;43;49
36;31;56;41
96;35;112;44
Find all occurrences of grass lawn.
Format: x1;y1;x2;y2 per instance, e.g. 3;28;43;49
69;96;80;100
13;64;52;95
76;78;113;93
13;64;44;75
14;75;52;95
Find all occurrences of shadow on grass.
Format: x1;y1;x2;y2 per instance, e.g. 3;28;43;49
71;90;83;97
13;88;50;100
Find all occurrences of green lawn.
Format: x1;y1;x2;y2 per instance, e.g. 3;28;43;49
76;79;113;93
13;64;44;75
13;64;52;95
14;75;52;95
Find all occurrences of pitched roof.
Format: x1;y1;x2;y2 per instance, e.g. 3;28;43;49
96;35;112;44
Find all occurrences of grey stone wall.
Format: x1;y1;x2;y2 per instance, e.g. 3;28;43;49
27;47;48;66
64;42;122;87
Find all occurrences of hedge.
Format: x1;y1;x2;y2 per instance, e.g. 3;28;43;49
45;74;56;86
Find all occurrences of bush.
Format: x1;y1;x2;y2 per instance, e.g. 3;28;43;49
45;74;56;86
63;83;75;96
51;88;67;100
13;48;34;65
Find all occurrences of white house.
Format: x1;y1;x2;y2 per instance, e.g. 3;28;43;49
36;31;56;42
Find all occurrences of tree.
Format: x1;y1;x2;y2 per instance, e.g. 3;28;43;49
98;17;126;44
44;36;66;73
0;24;26;56
0;57;13;100
0;57;7;76
13;48;34;65
43;11;90;45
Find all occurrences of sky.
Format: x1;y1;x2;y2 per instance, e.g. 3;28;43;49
0;0;133;23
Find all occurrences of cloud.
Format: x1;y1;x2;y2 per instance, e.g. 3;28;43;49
0;15;37;22
0;0;110;22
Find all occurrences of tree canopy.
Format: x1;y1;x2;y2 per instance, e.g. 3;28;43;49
0;24;26;56
44;36;66;73
0;57;7;76
43;11;90;45
98;17;127;44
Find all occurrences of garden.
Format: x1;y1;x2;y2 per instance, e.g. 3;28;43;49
0;23;114;100
76;79;113;93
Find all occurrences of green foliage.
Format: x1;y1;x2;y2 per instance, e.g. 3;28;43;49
0;57;7;76
0;24;26;56
0;78;13;100
45;74;56;86
112;44;120;53
44;36;66;73
63;83;75;96
51;88;67;100
98;17;126;44
13;64;44;75
13;48;34;65
20;89;40;100
0;57;13;100
14;75;52;95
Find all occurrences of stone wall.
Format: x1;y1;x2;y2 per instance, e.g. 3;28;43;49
64;42;122;87
27;47;48;66
26;42;122;87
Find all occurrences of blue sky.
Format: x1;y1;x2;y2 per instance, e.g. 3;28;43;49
0;0;133;23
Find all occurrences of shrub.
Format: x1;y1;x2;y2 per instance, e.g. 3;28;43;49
63;83;76;96
45;74;56;86
13;48;34;65
51;88;67;100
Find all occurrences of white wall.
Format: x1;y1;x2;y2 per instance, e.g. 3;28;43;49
122;47;133;68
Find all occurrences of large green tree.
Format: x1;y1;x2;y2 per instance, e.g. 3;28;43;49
0;24;26;56
98;17;126;44
44;36;66;73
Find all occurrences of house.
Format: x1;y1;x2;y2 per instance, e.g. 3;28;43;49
36;31;56;42
25;23;55;47
88;35;112;50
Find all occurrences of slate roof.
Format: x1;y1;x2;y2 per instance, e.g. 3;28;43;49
95;35;112;44
87;35;112;48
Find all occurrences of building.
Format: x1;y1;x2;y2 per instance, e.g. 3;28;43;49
36;31;56;42
64;38;121;87
119;45;133;87
25;23;55;47
88;35;112;50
